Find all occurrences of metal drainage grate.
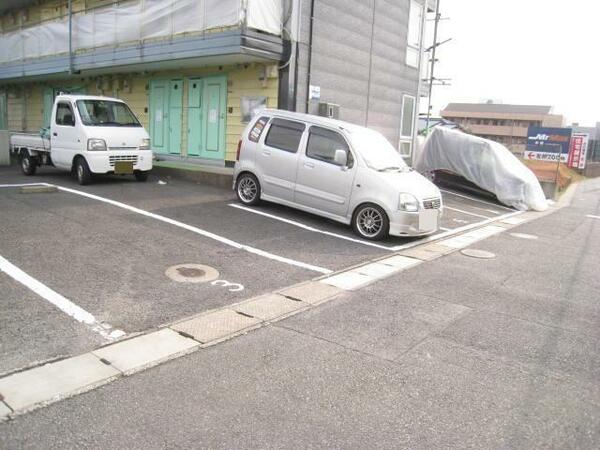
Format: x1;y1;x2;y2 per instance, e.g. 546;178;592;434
165;264;219;283
460;249;496;259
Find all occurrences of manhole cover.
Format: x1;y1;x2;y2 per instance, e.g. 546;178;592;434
165;264;219;283
460;249;496;259
510;232;538;240
176;267;205;278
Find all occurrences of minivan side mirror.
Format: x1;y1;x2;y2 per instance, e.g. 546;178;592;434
333;149;347;167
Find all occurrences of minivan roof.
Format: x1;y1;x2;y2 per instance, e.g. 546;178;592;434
259;109;371;134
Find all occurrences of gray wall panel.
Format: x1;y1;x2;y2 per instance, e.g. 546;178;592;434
293;0;424;149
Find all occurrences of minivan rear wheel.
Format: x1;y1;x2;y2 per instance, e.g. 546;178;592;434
236;173;261;206
352;203;389;241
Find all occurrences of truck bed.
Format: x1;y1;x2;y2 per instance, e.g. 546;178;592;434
10;132;50;152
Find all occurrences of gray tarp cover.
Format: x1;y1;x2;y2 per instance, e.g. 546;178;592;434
415;127;548;211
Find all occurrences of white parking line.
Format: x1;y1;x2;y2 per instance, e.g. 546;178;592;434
0;254;124;341
0;182;522;268
0;183;48;188
228;203;394;251
444;206;491;219
228;197;522;253
440;189;514;211
587;214;600;220
48;184;332;275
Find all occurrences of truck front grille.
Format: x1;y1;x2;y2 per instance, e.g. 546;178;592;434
109;155;138;166
423;198;441;209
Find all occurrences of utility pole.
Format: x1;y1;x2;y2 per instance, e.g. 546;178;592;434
425;0;441;136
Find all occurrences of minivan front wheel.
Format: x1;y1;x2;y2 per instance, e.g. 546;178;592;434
236;173;261;206
352;204;389;241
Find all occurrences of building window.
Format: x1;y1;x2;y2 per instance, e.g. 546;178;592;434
406;0;423;68
399;94;416;157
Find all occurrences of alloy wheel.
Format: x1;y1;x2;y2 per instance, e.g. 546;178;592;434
356;207;383;238
238;177;257;203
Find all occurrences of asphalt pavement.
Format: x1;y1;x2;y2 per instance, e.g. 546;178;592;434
1;167;598;448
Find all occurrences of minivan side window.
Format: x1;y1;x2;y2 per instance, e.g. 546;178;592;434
248;116;269;143
306;126;353;167
56;102;75;126
264;118;305;153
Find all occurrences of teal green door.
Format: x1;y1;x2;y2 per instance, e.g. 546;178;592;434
168;80;182;154
187;79;203;156
150;81;167;153
150;80;182;155
0;92;7;130
200;75;227;160
42;88;54;128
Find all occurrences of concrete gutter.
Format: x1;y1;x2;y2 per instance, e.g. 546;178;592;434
152;161;234;189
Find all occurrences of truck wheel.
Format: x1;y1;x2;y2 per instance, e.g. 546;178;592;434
235;173;261;206
134;170;149;182
352;203;389;241
75;157;92;185
20;151;37;176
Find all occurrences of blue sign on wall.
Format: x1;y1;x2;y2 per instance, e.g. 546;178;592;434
525;127;572;162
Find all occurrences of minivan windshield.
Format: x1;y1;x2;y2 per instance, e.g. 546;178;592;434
76;100;141;127
349;129;409;171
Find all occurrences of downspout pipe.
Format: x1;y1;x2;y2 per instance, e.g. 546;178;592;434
68;0;73;74
411;0;428;166
305;0;315;114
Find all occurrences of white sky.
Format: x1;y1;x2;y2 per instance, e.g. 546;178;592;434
426;0;600;126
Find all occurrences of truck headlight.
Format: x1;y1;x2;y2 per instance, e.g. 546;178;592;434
87;138;107;151
398;193;419;212
139;138;150;150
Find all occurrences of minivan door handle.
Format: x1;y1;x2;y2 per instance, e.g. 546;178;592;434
304;162;314;169
53;132;57;136
262;150;271;156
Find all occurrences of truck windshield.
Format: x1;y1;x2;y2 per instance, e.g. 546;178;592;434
350;129;409;171
76;100;141;127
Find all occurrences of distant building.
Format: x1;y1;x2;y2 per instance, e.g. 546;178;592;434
418;117;461;136
440;102;564;154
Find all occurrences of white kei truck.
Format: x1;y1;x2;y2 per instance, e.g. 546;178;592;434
9;94;152;185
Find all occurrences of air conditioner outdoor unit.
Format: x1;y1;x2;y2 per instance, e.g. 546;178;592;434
318;102;340;120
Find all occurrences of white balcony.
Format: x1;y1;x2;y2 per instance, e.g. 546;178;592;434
0;0;284;79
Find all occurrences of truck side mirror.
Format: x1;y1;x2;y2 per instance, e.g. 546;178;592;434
333;149;347;167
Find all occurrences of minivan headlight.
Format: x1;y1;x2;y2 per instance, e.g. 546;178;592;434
398;193;419;212
139;138;150;150
87;138;107;151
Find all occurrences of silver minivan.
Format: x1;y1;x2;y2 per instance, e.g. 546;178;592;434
233;110;443;241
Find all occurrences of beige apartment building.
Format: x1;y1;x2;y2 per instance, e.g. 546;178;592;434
441;102;564;154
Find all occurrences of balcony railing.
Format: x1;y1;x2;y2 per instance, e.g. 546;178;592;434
0;0;283;65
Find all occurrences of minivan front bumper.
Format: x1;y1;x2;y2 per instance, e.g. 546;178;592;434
388;208;442;237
